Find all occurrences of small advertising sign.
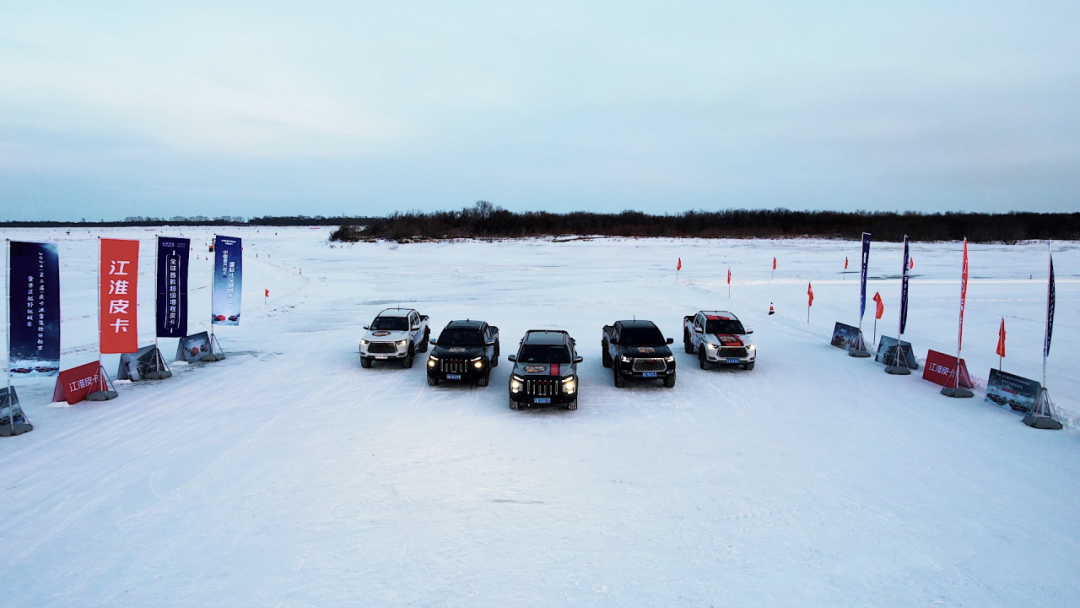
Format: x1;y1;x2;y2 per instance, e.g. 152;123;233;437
117;345;169;381
53;361;107;405
830;322;861;351
922;350;974;389
1;386;33;436
875;336;918;370
100;238;140;354
175;331;211;363
985;369;1041;413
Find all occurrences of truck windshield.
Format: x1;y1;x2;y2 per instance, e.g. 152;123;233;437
619;326;665;346
517;345;571;363
371;317;409;331
438;329;483;346
705;319;745;334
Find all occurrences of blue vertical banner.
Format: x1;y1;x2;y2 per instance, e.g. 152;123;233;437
859;232;870;324
8;241;61;376
156;237;190;338
899;236;910;335
212;235;242;325
1045;253;1054;357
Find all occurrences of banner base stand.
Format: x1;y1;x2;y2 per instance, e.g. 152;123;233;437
202;334;226;362
941;387;974;398
143;370;172;380
885;365;911;375
87;364;118;401
0;422;33;437
849;348;871;358
1023;388;1063;430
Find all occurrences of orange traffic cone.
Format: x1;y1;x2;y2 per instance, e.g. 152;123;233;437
768;302;775;315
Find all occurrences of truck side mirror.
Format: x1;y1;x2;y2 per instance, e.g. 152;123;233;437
485;341;495;347
574;356;583;363
609;338;618;345
507;354;517;362
428;338;437;345
747;329;754;334
411;324;420;331
363;325;369;330
666;338;674;344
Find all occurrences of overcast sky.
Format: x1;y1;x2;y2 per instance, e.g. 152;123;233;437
2;1;1078;220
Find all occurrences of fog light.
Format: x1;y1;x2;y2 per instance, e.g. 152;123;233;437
561;376;577;394
510;375;524;393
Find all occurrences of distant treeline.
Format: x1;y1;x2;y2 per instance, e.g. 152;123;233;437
329;202;1080;243
0;215;372;228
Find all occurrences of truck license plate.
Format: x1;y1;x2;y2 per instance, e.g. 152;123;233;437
447;374;461;380
376;355;389;360
533;397;551;404
726;358;740;364
642;372;657;378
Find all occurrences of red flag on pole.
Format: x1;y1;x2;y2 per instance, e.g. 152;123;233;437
773;257;777;270
807;282;814;306
958;238;969;351
845;256;849;269
265;289;269;298
677;257;682;271
727;267;731;284
996;318;1006;358
873;292;884;319
910;257;914;270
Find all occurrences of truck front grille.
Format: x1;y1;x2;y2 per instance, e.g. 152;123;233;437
440;359;467;374
719;347;748;358
368;342;397;354
526;378;559;397
631;358;666;372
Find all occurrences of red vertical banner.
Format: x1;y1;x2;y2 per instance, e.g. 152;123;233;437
996;318;1006;358
958;238;969;351
100;238;140;354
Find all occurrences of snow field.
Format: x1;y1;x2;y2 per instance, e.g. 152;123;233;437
1;228;1078;607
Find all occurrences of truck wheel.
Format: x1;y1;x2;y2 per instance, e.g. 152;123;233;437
602;345;611;368
613;364;626;388
743;362;755;371
509;398;519;410
699;347;713;370
419;330;430;353
565;398;578;411
478;373;489;388
403;347;415;368
360;356;372;368
427;375;438;386
684;331;694;354
664;374;676;388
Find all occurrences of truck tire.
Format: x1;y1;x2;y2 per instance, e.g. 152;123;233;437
684;330;694;354
360;356;372;368
565;398;578;411
602;342;611;368
664;374;676;388
419;329;430;353
613;364;626;388
403;347;414;368
699;347;713;370
743;362;755;371
509;398;519;410
478;373;489;387
427;375;438;386
492;347;499;368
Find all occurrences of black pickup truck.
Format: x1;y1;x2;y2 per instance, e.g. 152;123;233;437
426;320;499;386
601;320;677;388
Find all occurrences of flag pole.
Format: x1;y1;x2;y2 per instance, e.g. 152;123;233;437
1043;239;1051;388
5;238;13;436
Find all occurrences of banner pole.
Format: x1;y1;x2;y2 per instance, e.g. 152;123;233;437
154;236;159;354
6;238;14;436
210;235;215;350
97;237;102;372
1043;239;1051;388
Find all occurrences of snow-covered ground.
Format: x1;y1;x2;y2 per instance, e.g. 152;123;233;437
2;227;1079;607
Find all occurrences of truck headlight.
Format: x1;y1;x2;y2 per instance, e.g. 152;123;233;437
747;344;756;351
397;339;408;346
707;343;718;350
427;356;438;368
620;355;631;363
510;375;525;393
471;356;484;369
561;376;577;394
360;339;369;345
664;355;675;363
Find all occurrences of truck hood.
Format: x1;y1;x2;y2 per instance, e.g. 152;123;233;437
620;344;673;358
702;333;754;348
431;345;484;359
513;362;573;377
363;329;409;342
